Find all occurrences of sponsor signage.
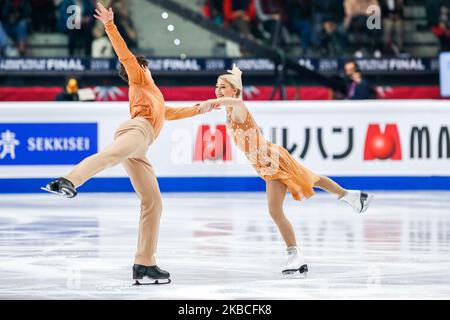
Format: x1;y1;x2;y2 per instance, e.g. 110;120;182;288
0;57;439;74
0;123;98;165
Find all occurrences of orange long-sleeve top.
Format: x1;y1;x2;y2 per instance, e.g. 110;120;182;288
104;20;200;138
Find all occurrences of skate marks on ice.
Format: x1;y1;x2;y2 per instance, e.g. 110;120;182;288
0;192;450;299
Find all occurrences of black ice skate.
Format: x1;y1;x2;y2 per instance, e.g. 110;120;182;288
41;177;77;198
133;264;171;285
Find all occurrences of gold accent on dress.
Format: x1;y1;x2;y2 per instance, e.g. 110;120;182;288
226;107;320;201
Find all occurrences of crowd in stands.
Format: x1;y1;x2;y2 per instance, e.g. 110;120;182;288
0;0;137;57
204;0;450;57
0;0;448;58
426;0;450;52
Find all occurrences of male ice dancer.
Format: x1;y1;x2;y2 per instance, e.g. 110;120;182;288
43;2;215;285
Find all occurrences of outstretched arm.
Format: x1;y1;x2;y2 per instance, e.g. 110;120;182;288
199;97;248;123
200;97;245;108
94;2;145;85
165;103;219;121
165;105;200;121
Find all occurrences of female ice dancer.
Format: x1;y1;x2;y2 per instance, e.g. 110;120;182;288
42;3;216;285
199;64;373;276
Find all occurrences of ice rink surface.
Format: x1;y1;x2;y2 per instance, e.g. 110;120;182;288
0;191;449;300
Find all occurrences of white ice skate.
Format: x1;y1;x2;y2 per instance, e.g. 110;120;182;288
281;246;308;276
340;190;373;213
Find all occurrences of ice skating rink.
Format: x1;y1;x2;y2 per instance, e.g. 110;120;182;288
0;191;449;300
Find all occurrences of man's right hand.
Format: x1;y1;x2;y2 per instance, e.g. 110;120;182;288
196;101;221;114
94;2;114;25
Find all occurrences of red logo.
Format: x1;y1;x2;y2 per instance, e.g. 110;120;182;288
194;125;232;161
364;124;402;160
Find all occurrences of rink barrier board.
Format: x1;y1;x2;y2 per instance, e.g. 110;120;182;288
0;176;449;194
1;101;449;193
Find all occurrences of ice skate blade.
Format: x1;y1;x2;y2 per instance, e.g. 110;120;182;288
41;186;75;198
133;278;171;286
360;194;374;213
282;264;308;277
41;187;64;196
282;271;308;278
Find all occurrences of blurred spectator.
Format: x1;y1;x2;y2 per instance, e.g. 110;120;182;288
91;0;112;57
347;71;372;99
344;0;382;57
57;0;94;56
313;0;345;30
30;0;56;32
312;0;346;56
223;0;256;39
319;20;348;56
91;31;113;57
92;0;135;57
428;0;450;52
0;0;32;56
380;0;404;56
113;0;137;50
344;60;374;100
203;0;224;25
284;0;313;55
55;78;80;101
0;21;8;56
254;0;288;47
425;0;443;27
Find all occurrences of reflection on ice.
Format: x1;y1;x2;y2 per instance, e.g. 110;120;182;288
0;192;449;299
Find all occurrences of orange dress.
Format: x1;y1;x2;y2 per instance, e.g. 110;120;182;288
226;106;320;201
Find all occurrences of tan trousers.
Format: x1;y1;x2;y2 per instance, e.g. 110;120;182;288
65;117;162;266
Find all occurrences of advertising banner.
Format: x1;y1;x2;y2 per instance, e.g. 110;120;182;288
0;123;97;165
0;57;439;75
0;101;448;192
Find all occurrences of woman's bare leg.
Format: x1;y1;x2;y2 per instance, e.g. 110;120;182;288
266;180;297;247
314;175;373;213
314;175;347;198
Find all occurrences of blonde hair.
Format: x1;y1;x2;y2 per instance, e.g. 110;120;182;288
218;74;243;99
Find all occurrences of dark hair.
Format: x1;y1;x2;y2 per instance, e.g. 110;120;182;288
119;55;149;83
345;59;360;72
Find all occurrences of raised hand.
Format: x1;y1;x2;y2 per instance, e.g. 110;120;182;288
94;2;114;25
